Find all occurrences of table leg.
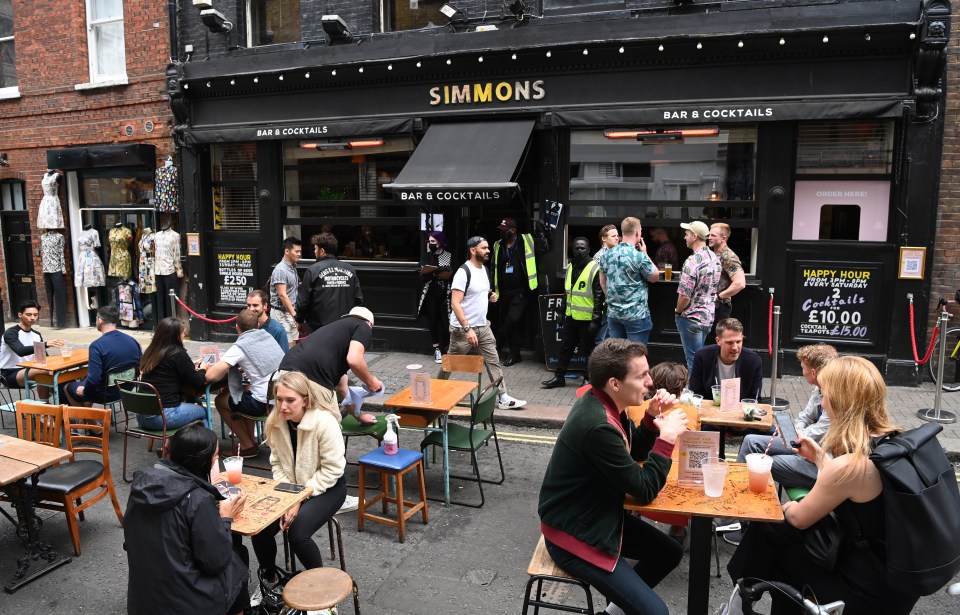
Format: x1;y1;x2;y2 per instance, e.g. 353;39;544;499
3;474;72;593
442;414;450;506
687;516;713;615
52;370;60;404
23;368;35;402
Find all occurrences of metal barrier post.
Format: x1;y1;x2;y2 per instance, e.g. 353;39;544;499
168;289;177;320
768;305;789;409
918;311;957;424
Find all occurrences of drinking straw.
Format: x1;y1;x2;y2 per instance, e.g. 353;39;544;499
762;426;780;458
237;443;240;458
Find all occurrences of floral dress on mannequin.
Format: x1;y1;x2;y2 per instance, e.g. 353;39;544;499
75;228;106;287
108;225;134;278
37;171;64;229
138;227;156;294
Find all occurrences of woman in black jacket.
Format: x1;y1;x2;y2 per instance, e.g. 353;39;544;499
138;317;209;429
125;424;249;615
417;230;452;364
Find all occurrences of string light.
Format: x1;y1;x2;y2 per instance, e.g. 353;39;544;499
582;48;588;55
658;44;664;52
478;56;483;62
230;79;235;85
910;32;916;39
822;35;829;43
864;33;871;41
359;66;364;73
278;75;283;80
206;82;211;87
252;77;258;83
618;46;624;54
511;53;517;60
546;51;552;58
446;58;452;65
331;69;336;76
183;83;189;89
387;64;393;70
696;42;703;50
416;61;422;67
738;40;744;48
305;72;310;78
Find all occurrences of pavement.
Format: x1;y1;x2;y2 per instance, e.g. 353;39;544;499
41;323;960;454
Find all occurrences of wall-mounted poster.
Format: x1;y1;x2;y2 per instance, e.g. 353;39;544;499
215;249;257;307
186;233;201;256
792;180;890;242
792;261;881;346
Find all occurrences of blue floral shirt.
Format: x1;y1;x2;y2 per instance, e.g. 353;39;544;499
599;242;657;321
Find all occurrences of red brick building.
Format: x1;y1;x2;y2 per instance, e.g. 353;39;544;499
0;0;174;328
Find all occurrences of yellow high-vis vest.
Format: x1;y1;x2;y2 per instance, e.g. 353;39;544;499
565;260;599;321
493;233;538;293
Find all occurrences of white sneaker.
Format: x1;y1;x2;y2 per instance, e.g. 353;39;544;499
306;609;337;615
497;394;527;410
337;494;359;514
249;583;263;607
434;347;443;364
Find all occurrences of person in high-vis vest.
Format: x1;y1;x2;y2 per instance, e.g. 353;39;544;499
542;238;605;389
492;217;541;366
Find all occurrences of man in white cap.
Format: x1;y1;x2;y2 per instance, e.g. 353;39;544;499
279;305;383;426
674;220;722;372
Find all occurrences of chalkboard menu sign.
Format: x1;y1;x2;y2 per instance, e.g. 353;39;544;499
215;250;257;307
538;294;587;372
792;261;881;346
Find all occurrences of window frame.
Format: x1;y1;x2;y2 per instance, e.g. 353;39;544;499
0;0;17;97
246;0;301;47
0;178;26;211
84;0;126;84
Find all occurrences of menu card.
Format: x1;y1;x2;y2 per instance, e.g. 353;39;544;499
410;372;431;404
199;345;221;366
33;341;47;366
720;377;740;413
677;430;721;486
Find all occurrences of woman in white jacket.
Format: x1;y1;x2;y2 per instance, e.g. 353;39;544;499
251;370;346;577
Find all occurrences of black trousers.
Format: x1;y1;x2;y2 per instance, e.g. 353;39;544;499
419;286;449;350
44;272;67;328
710;299;733;340
155;273;179;321
555;316;595;377
496;291;528;356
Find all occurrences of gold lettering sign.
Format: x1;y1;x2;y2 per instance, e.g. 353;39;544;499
429;80;545;106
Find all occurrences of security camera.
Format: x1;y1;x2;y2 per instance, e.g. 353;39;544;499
192;0;213;8
201;9;233;33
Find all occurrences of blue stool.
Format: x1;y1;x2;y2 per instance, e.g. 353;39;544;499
357;447;428;543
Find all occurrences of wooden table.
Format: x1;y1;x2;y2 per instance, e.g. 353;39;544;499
18;349;90;404
228;474;313;536
698;401;774;459
384;379;479;506
625;462;783;615
0;433;73;592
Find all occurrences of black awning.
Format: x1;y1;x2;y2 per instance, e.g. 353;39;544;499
47;144;157;170
182;117;416;145
385;119;534;204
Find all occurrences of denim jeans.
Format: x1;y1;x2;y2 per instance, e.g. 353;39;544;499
676;315;711;372
136;401;210;430
545;514;683;615
606;315;653;345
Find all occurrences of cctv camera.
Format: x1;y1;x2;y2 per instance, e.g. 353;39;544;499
201;9;233;33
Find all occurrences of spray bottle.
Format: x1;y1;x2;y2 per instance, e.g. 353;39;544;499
383;414;400;455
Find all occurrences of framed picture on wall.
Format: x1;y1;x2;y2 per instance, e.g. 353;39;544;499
898;247;926;280
186;233;201;256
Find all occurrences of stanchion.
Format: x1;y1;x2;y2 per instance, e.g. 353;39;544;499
168;289;177;321
767;305;789;409
918;310;957;424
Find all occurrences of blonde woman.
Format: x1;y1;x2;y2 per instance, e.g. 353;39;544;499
728;356;919;614
251;371;346;586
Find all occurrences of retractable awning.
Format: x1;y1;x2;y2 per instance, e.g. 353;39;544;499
385;119;535;204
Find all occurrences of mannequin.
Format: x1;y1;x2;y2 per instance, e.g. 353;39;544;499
75;226;106;288
155;156;179;212
154;218;182;321
37;169;64;229
138;226;156;295
40;230;68;327
107;221;134;278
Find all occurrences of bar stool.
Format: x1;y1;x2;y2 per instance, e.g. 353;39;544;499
357;447;428;543
281;567;360;615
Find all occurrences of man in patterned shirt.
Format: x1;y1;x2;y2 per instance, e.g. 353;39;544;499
674;221;721;372
598;217;660;344
708;223;746;338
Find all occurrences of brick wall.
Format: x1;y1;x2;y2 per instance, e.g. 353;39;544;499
930;3;960;332
0;1;174;323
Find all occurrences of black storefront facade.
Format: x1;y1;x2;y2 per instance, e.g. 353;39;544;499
170;0;949;385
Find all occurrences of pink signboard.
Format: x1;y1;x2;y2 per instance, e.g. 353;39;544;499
792;180;890;241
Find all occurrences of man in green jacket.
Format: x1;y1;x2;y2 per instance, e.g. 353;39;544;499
538;338;689;615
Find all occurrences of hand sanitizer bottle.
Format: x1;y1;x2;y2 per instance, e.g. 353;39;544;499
384;414;400;455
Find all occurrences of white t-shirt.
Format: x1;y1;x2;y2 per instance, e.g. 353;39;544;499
221;344;272;403
449;261;490;329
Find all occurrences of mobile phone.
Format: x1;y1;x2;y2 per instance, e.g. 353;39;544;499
274;482;306;494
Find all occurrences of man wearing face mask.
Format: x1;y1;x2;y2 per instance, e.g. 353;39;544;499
543;238;605;389
491;217;543;366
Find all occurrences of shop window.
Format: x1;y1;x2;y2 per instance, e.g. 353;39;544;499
0;179;24;211
796;120;894;175
80;172;153;207
380;1;453;32
211;143;259;231
282;137;420;261
248;0;300;46
0;0;17;94
85;0;126;83
819;205;860;240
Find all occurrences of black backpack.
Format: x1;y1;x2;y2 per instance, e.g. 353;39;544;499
869;423;960;595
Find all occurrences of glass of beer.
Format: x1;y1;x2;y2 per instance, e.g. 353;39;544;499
664;263;673;281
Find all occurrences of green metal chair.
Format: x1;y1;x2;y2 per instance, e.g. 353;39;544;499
116;380;203;483
103;365;138;433
419;381;505;508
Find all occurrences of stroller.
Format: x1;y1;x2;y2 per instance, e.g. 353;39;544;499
718;578;845;615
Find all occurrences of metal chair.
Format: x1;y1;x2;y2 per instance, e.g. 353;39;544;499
0;376;23;430
102;365;138;433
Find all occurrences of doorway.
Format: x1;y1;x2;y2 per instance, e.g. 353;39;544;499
1;179;36;321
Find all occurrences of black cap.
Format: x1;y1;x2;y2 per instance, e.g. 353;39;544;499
466;236;486;249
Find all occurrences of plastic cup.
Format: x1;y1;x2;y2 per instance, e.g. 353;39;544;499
741;398;758;420
690;394;703;410
61;343;73;358
664;263;673;281
711;384;722;405
223;456;244;486
745;453;773;494
701;457;728;497
659;263;667;280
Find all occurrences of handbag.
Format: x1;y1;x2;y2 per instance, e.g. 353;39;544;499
802;510;844;571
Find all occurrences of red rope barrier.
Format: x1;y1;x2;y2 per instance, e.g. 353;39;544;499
909;300;939;365
173;295;238;324
767;294;774;357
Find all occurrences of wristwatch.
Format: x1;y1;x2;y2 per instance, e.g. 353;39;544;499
463;326;473;332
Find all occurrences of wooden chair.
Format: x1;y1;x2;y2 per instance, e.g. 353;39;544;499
15;400;63;447
522;535;595;614
33;406;124;556
438;354;484;409
357;447;428;543
281;567;361;615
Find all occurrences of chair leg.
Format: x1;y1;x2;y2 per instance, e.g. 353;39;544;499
396;469;406;543
76;499;85;522
108;480;124;525
351;579;362;615
123;432;132;483
357;464;366;533
380;471;389;516
417;460;429;524
328;516;346;571
63;497;82;556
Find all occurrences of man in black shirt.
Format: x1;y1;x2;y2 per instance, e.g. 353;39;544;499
279;306;382;425
295;233;363;333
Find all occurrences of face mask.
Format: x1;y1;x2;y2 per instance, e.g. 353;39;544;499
571;247;590;264
428;243;439;252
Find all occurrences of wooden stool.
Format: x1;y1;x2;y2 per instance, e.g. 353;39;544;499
281;567;360;614
522;535;595;614
357;447;428;543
